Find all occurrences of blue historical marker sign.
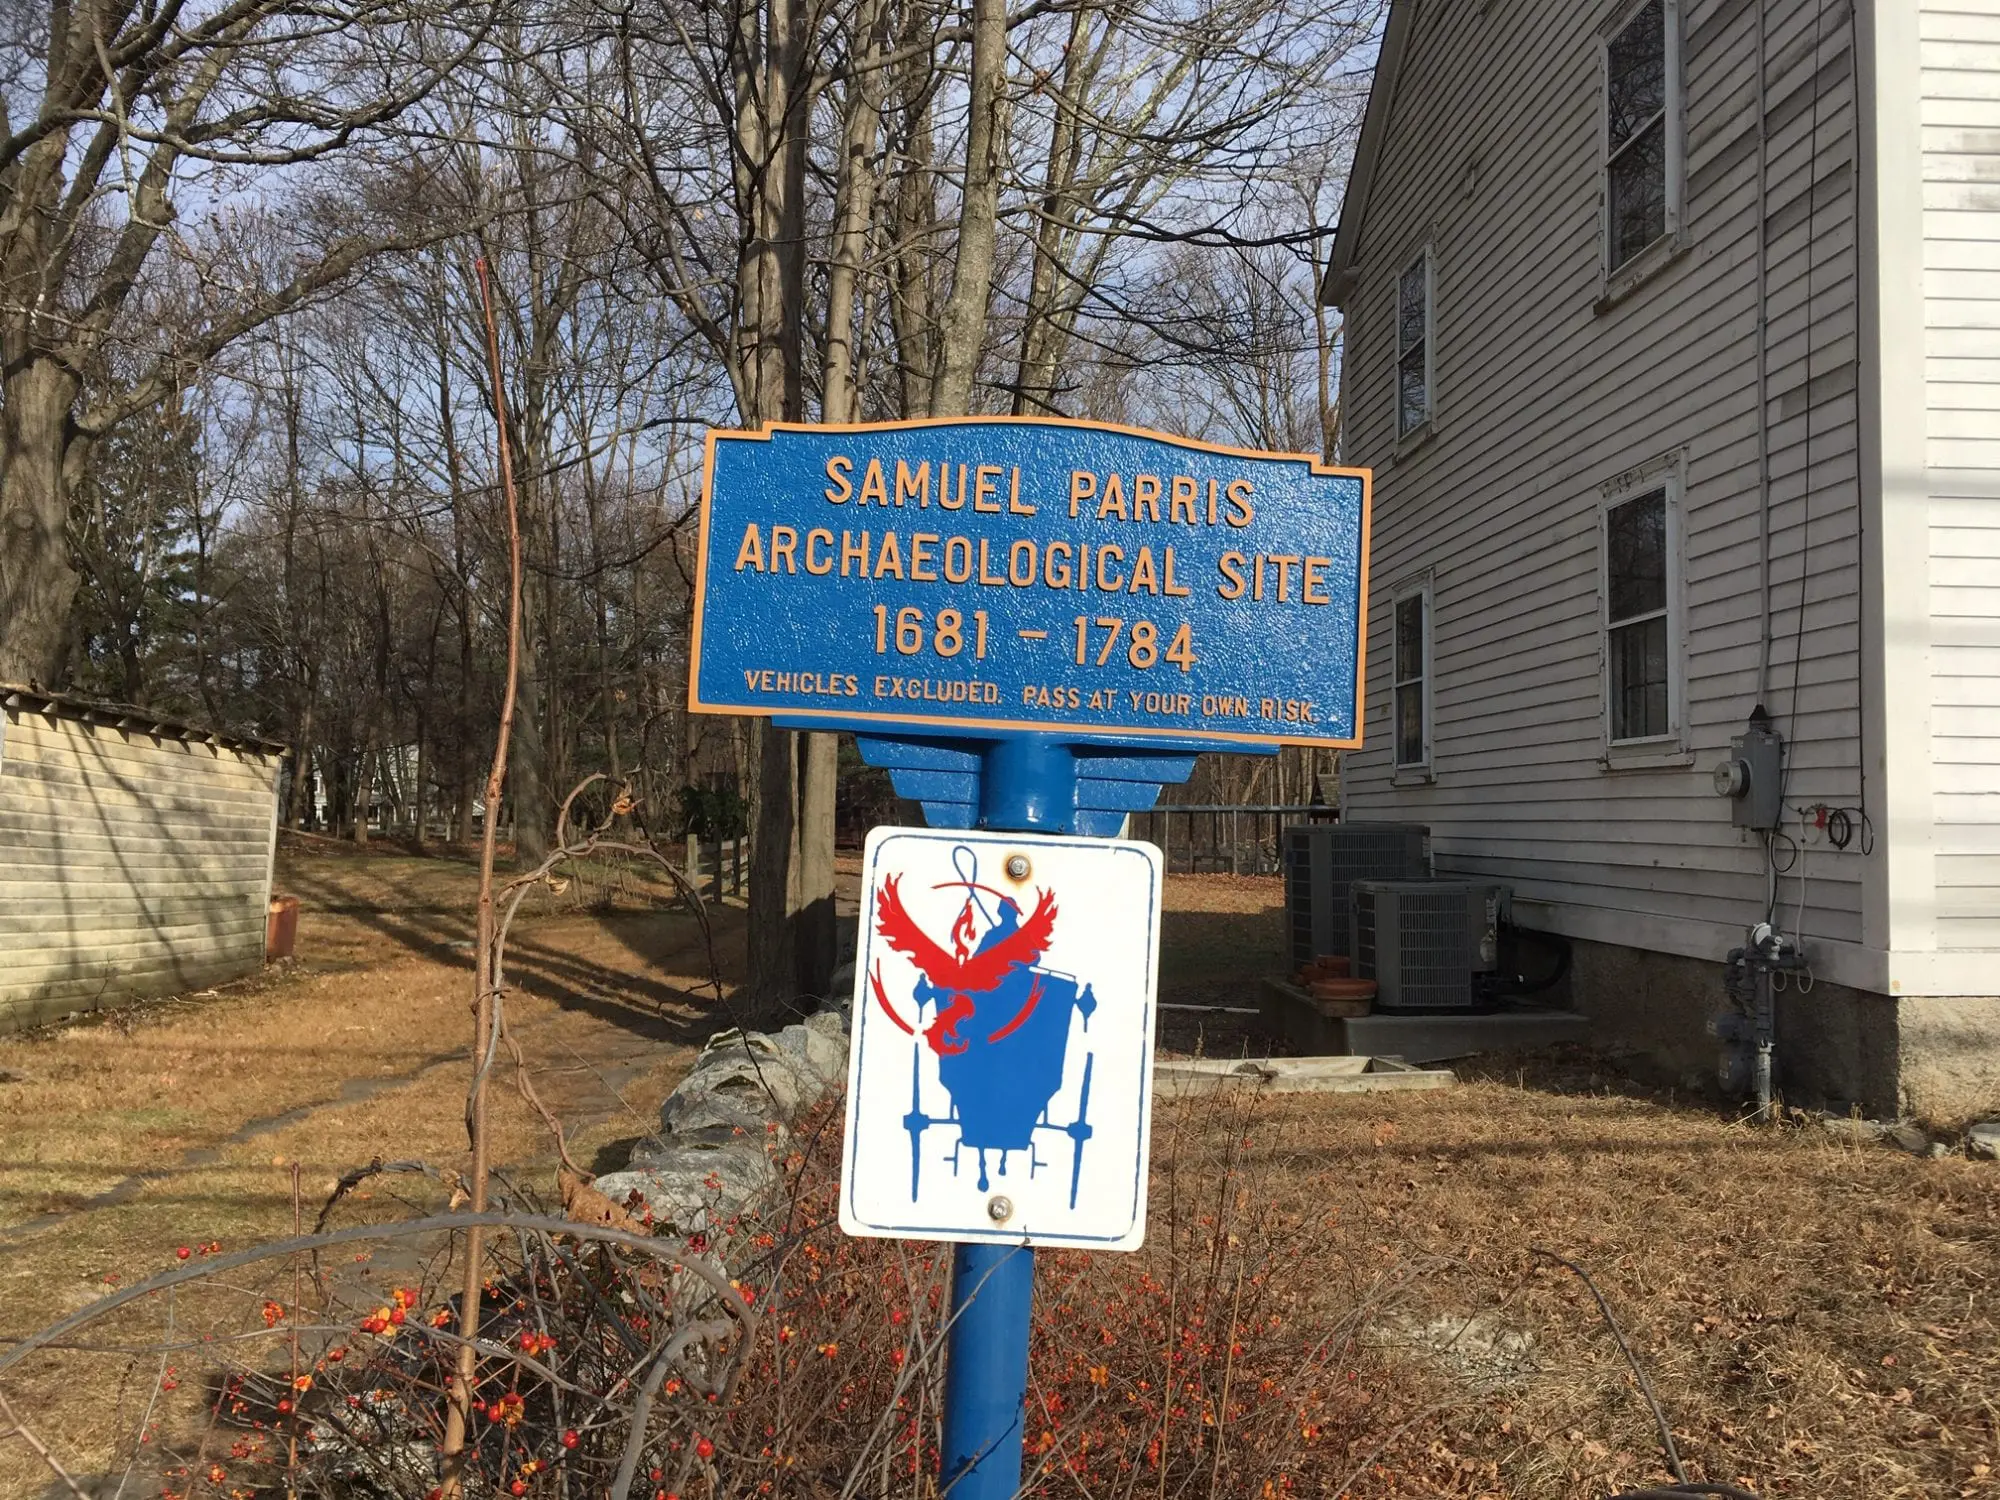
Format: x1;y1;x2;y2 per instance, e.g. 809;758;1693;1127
688;417;1371;746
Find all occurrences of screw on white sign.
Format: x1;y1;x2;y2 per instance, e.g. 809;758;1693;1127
839;826;1164;1251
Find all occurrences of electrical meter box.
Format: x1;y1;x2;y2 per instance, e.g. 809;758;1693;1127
1716;714;1784;831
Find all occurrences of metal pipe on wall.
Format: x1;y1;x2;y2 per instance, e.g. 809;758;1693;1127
1754;0;1773;705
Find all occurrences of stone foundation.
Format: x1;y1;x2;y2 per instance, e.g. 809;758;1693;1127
1551;934;2000;1123
1896;995;2000;1124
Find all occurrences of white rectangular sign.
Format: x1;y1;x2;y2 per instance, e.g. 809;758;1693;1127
839;826;1164;1251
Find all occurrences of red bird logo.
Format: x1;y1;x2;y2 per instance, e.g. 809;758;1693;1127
870;876;1058;1056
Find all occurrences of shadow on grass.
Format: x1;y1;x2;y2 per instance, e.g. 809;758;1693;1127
279;850;748;1054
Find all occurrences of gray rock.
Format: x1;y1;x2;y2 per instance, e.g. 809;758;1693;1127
605;1136;778;1229
669;1034;825;1126
589;1167;698;1229
610;1012;858;1235
1968;1122;2000;1160
1886;1122;1931;1155
776;1019;849;1084
1820;1114;1887;1145
659;1077;776;1143
1375;1313;1537;1386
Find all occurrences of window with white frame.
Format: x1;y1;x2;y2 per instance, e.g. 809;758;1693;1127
1395;251;1432;437
1604;485;1675;743
1393;577;1432;769
1603;0;1680;274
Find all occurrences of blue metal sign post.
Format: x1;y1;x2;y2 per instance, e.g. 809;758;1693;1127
942;1236;1035;1495
686;417;1372;1500
934;731;1093;1499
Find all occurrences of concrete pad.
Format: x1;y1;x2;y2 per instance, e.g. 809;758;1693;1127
1153;1055;1455;1096
1260;978;1589;1064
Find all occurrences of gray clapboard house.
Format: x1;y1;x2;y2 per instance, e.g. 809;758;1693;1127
1;685;286;1031
1322;0;2000;1116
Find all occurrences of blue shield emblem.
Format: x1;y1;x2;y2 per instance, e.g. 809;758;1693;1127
867;846;1099;1205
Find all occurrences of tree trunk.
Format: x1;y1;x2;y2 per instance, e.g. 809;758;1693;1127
886;2;940;417
353;749;374;845
746;718;801;1010
929;0;1007;416
511;590;549;863
440;307;479;849
455;602;477;846
821;0;887;421
414;717;430;851
1012;7;1092;416
796;730;839;997
738;0;838;1019
0;358;84;686
287;741;315;830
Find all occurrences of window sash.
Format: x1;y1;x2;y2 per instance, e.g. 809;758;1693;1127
1394;594;1425;684
1396;276;1425;359
1397;349;1429;437
1607;118;1669;269
1608;615;1670;742
1395;253;1431;436
1393;588;1429;767
1396;684;1427;766
1605;1;1666;153
1601;0;1678;277
1601;478;1678;747
1606;488;1669;624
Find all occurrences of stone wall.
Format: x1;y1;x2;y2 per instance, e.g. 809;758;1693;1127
592;1010;849;1237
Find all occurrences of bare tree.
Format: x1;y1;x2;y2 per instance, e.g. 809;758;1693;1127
0;0;492;684
1;0;1382;1013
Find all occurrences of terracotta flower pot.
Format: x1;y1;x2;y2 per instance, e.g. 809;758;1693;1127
1308;976;1376;1018
266;895;300;961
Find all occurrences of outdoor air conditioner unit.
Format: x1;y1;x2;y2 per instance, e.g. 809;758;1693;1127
1351;879;1511;1013
1281;823;1429;969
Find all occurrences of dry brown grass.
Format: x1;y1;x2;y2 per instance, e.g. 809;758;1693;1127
1187;1072;2000;1499
2;864;1995;1500
1141;874;2000;1496
0;845;736;1492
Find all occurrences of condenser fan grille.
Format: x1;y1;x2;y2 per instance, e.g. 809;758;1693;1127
1351;879;1500;1013
1281;824;1428;967
1383;888;1472;1007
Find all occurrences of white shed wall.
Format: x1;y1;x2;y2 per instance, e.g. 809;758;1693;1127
0;703;283;1030
1337;0;1875;983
